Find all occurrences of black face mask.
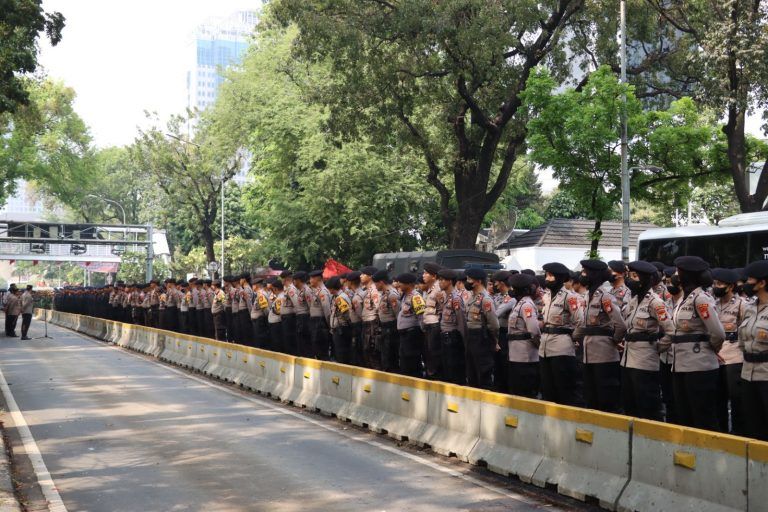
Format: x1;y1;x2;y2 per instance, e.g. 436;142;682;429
607;273;617;283
625;278;643;296
670;275;681;287
511;287;528;299
544;280;561;292
712;286;728;298
734;284;744;295
578;275;590;287
667;285;681;296
742;282;756;297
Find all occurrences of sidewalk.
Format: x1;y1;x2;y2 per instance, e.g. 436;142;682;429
0;428;21;512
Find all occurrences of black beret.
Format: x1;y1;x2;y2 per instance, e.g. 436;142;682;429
492;270;511;282
437;268;457;280
710;268;738;284
542;262;570;276
581;259;608;271
240;273;251;280
608;260;627;273
309;269;324;278
651;261;667;272
346;271;361;281
745;261;768;280
455;270;467;282
395;272;417;284
252;277;264;284
203;279;212;285
465;268;486;281
178;280;188;286
423;262;442;275
325;276;342;290
733;268;746;281
521;269;536;276
509;273;536;288
416;274;425;284
628;260;658;275
674;256;709;272
663;267;676;278
372;270;389;283
266;277;280;285
271;279;284;290
280;270;293;278
359;266;378;276
293;271;309;282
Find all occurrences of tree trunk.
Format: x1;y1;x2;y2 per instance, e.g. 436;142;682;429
201;223;216;263
724;107;754;211
589;219;602;258
449;207;485;249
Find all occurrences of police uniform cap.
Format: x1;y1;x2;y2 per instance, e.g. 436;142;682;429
252;277;264;284
733;268;746;281
423;262;442;275
346;271;361;282
178;280;188;287
542;262;570;276
521;269;536;276
203;279;212;285
663;267;676;277
325;276;342;290
189;277;198;283
271;279;284;290
509;273;535;288
628;260;658;275
372;270;389;283
465;268;486;281
674;256;709;272
280;270;293;279
309;270;324;278
455;270;467;282
608;260;627;273
293;271;309;282
266;277;279;285
240;272;251;280
580;259;608;271
437;268;457;280
711;268;739;284
492;270;511;282
359;266;378;276
745;261;768;280
651;261;667;272
395;272;417;284
416;274;425;284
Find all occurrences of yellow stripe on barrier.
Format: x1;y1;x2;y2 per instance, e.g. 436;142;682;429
363;384;372;393
634;419;747;457
303;371;310;379
259;361;265;368
401;391;410;402
673;450;696;470
504;415;518;428
280;367;286;374
447;402;459;413
575;428;594;444
749;441;768;463
331;376;340;385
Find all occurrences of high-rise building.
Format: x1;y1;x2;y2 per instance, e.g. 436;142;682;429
187;10;259;112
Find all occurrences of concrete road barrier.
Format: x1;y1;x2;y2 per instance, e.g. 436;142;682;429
748;440;768;512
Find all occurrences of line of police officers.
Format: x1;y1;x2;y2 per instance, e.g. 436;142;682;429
53;256;768;441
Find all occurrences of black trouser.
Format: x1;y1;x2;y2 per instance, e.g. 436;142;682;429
362;320;381;369
269;322;284;353
423;323;442;379
296;314;310;357
584;361;621;413
309;316;330;360
742;379;768;441
179;310;189;334
574;343;585;407
281;314;297;355
6;314;18;336
150;306;159;328
195;309;204;336
540;355;578;405
660;360;677;423
508;361;539;398
441;330;465;384
166;306;178;332
398;327;424;377
213;312;226;341
205;309;214;338
333;324;353;364
494;328;509;393
239;310;253;346
379;321;399;372
252;316;269;349
351;323;364;366
673;370;720;431
465;328;494;390
717;364;745;435
621;367;662;421
225;308;234;342
20;313;32;338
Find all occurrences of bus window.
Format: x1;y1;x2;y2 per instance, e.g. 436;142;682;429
638;238;684;265
748;232;768;262
688;234;747;268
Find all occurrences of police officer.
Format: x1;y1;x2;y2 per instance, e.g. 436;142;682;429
360;266;381;369
228;276;240;342
621;261;674;420
438;268;466;384
165;278;180;332
421;263;444;379
396;273;425;377
660;266;683;422
308;270;332;359
346;271;364;365
492;270;515;393
670;256;726;430
239;273;254;345
539;262;583;406
507;273;541;398
374;270;400;372
179;281;190;333
574;260;627;413
250;277;270;348
211;280;227;341
739;260;768;440
203;279;214;338
327;276;354;364
267;278;285;352
712;268;746;434
280;271;298;355
607;260;632;318
20;285;34;340
464;268;499;390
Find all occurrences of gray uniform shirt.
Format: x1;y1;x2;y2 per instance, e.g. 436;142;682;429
739;300;768;381
717;295;746;365
439;290;465;333
377;287;400;323
621;291;674;371
574;287;627;364
539;287;584;358
507;296;540;362
397;289;424;330
422;283;443;325
670;287;726;373
21;291;34;315
465;290;499;338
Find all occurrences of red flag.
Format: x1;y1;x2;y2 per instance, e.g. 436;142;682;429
84;261;91;267
8;260;14;265
323;258;352;279
32;260;38;266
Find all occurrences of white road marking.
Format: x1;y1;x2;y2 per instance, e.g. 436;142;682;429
0;366;68;512
67;330;563;510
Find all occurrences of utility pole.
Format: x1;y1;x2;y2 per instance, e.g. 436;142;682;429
620;0;630;262
221;171;225;287
146;224;154;281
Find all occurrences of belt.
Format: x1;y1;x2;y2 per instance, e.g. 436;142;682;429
625;332;661;342
582;326;614;336
398;326;420;334
441;330;461;337
744;352;768;363
542;326;573;335
725;331;738;342
670;333;710;344
507;332;532;341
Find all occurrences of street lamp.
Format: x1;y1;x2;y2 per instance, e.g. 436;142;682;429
87;194;126;225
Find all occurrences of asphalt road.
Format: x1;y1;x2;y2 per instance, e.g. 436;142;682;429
0;317;593;512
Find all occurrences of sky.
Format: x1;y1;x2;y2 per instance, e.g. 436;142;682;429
38;0;258;148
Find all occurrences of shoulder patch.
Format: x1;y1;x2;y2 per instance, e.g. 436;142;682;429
503;296;512;303
697;302;710;319
567;296;579;311
523;305;534;318
655;305;668;321
452;297;461;310
411;294;425;315
602;298;613;313
483;299;493;312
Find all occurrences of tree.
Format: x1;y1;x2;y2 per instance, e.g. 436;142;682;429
691;181;741;226
270;0;584;248
117;251;170;283
0;0;64;114
131;111;242;264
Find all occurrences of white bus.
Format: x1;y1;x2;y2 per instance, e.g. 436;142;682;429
637;212;768;267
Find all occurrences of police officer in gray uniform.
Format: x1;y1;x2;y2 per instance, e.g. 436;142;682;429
374;271;400;372
326;276;353;364
308;270;332;360
739;260;768;440
360;266;381;369
507;273;541;398
464;268;499;390
396;273;426;377
671;256;726;431
492;270;515;393
293;271;312;356
422;262;444;380
438;268;466;384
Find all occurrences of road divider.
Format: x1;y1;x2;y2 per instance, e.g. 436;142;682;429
38;309;768;512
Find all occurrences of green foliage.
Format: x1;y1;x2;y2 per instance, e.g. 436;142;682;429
691;181;741;226
117;252;169;283
0;0;64;114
